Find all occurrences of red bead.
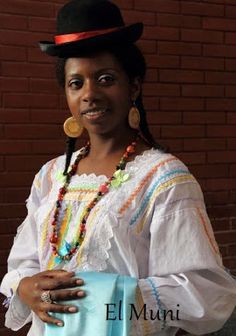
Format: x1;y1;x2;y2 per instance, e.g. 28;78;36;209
127;145;135;153
50;236;58;244
99;184;109;194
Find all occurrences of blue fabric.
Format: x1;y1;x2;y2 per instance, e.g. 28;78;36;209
44;271;137;336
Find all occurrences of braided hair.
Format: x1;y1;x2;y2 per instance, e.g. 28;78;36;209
55;44;165;175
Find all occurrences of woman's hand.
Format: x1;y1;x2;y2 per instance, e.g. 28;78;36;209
17;270;85;327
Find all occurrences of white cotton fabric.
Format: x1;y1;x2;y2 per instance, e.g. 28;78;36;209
1;148;236;336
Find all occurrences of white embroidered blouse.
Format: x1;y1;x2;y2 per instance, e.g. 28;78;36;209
1;148;236;336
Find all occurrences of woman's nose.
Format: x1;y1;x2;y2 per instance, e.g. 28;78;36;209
82;80;100;103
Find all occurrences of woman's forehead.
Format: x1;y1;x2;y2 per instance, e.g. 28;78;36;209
65;51;123;75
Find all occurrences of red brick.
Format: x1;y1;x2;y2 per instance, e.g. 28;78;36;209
225;59;236;71
206;179;236;191
147;111;181;124
208;205;236;218
225;5;236;19
143;26;179;41
158;41;201;56
225;86;236;97
3;93;59;109
2;188;29;203
0;219;23;234
205;71;236;84
203;44;236;57
2;62;55;78
181;56;224;71
157;13;201;28
137;40;157;54
0;77;28;92
0;141;31;154
222;258;236;270
181;2;224;17
143;83;180;96
143;97;159;110
205;191;229;206
230;164;236;177
176;152;206;164
228;244;236;256
30;109;65;123
184;138;226;151
0;13;28;30
31;140;69;155
6;156;51;172
162;139;183;152
0;45;27;61
211;219;230;232
228;139;236;150
208;151;236;163
0;29;52;48
0;234;14;249
113;0;134;9
160;98;204;111
0;108;30;123
161;125;205;138
135;0;179;13
225;32;236;45
0;172;34;187
232;219;236;230
149;125;161;139
30;79;59;94
0;1;54;17
181;29;223;44
207;126;236;137
159;69;203;83
182;85;224;97
28;47;55;63
203;17;236;31
0;157;4;171
5;125;63;140
123;10;156;25
145;69;158;82
145;54;179;68
218;245;228;258
228;113;236;124
183;112;225;124
29;17;55;33
0;205;26;219
190;164;228;179
206;99;236;111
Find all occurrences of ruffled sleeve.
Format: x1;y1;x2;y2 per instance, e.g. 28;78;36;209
133;175;236;335
0;160;54;330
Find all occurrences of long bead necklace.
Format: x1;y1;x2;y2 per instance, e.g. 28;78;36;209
50;138;138;262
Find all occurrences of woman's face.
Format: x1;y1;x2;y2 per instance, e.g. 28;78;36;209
64;51;140;136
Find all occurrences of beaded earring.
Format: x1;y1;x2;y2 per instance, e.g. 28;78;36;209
128;102;140;130
63;117;83;138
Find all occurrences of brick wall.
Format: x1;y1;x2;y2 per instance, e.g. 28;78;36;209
0;0;236;335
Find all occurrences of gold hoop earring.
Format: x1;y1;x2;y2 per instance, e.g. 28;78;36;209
63;117;83;138
128;103;140;130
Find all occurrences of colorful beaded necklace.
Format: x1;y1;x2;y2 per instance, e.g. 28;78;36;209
50;137;138;262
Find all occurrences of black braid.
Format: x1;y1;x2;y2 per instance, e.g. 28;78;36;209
63;137;77;175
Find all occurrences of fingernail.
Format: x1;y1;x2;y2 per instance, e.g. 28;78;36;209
57;322;64;327
77;290;85;297
76;279;84;285
68;306;78;313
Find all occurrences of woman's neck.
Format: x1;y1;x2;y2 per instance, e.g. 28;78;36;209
87;129;138;160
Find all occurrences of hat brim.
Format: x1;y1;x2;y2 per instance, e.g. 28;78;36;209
39;22;143;57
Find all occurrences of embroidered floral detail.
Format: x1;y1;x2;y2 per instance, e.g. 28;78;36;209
111;169;130;188
2;288;13;308
55;171;67;183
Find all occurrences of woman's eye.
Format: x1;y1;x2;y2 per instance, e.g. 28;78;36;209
68;79;83;89
98;74;115;84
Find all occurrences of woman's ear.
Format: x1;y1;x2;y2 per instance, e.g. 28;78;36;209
130;76;142;101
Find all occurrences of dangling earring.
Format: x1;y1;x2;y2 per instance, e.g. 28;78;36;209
128;102;140;130
63;117;83;138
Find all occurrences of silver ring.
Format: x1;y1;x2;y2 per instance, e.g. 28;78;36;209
40;290;53;304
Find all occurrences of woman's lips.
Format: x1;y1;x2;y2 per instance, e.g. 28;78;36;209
81;108;108;121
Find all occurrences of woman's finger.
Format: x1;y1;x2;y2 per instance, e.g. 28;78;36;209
50;288;85;301
38;310;65;327
40;276;84;291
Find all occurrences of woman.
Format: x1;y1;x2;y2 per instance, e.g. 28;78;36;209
1;0;236;335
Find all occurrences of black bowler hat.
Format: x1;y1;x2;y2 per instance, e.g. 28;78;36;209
39;0;143;57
